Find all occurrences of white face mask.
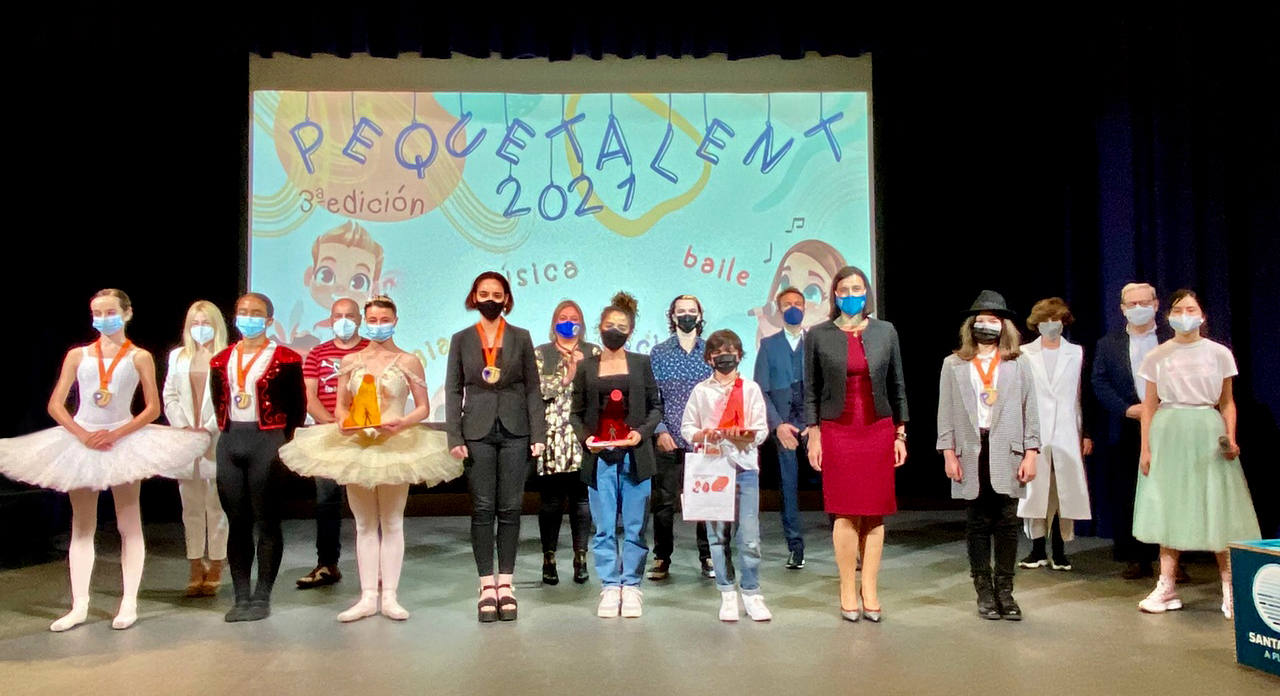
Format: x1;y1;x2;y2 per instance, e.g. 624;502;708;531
1124;305;1156;326
189;325;215;345
1037;321;1063;340
1169;314;1204;334
332;317;358;341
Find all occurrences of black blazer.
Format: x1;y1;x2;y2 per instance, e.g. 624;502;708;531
1090;324;1173;446
804;318;908;426
445;321;546;448
569;352;663;488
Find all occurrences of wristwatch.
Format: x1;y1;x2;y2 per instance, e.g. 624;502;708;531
895;431;907;442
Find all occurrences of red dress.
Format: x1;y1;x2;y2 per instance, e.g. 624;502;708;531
820;332;897;515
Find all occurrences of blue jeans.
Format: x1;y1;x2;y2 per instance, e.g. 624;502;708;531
775;443;805;555
709;469;762;594
588;452;652;587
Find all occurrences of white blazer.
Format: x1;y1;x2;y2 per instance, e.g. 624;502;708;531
163;347;219;478
1016;338;1091;522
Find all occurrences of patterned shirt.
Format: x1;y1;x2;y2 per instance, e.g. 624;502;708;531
302;338;369;416
649;335;710;450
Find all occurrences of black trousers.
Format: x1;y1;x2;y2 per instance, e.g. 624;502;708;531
314;477;343;566
216;423;286;603
1104;424;1157;563
651;447;710;562
465;422;529;576
966;432;1019;579
538;471;591;555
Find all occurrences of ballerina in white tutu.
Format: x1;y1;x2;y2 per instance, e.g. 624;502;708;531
279;296;459;621
0;289;208;631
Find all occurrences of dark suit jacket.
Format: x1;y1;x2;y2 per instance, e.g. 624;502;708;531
569;352;663;487
445;321;546;448
209;345;307;439
1090;324;1173;446
754;330;804;430
804;318;908;426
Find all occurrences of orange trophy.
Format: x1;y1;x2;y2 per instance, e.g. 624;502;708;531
343;374;382;428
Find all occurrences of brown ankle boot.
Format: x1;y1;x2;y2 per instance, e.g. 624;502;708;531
200;559;224;597
185;559;207;597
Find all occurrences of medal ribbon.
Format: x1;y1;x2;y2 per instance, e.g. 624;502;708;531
475;318;506;373
95;338;134;393
971;351;1000;396
235;340;270;394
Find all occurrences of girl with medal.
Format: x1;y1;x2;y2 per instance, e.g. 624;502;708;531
446;272;546;622
0;289;208;631
937;290;1040;621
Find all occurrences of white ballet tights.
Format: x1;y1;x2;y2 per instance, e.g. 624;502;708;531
342;483;410;621
51;483;145;632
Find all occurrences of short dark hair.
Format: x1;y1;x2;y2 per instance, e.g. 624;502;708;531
238;292;275;318
775;286;804;308
827;265;874;320
666;294;704;335
1167;288;1201;312
1026;297;1073;329
703;329;745;362
465;271;513;315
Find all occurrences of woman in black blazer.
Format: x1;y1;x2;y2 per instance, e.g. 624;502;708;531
570;292;662;619
804;265;908;622
445;271;546;623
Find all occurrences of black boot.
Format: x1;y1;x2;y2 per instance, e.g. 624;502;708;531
994;575;1022;621
572;550;589;584
542;551;559;586
973;572;1000;620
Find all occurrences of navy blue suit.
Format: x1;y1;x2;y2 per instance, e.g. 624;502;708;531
754;330;807;555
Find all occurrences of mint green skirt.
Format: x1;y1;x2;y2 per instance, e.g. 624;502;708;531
1133;408;1260;551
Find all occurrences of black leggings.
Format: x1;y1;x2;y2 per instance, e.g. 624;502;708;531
216;424;286;603
966;433;1019;579
538;472;591;555
651;447;710;562
465;422;529;576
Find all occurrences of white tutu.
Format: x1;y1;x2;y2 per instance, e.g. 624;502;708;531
279;423;461;488
0;424;210;491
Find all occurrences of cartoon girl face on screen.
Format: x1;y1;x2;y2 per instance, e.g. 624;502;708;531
304;220;384;311
748;239;847;346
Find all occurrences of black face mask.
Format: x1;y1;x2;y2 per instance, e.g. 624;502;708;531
675;314;700;334
601;328;629;351
712;354;740;375
972;326;1002;345
476;300;504;321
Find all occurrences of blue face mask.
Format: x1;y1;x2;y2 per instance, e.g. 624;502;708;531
332;317;358;341
189;324;215;345
92;315;125;336
836;294;866;317
362;322;396;342
554;320;581;340
782;306;805;326
235;315;268;339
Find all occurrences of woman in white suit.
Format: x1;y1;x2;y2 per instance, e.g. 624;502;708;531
162;300;230;597
1017;298;1092;572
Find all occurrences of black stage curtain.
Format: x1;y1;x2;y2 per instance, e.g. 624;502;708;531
5;12;1277;564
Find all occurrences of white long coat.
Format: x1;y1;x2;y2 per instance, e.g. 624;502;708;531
1016;338;1091;532
163;347;219;479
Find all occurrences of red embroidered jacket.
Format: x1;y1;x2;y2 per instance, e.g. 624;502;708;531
209;343;307;438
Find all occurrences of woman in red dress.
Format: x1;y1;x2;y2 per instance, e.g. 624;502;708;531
805;266;909;622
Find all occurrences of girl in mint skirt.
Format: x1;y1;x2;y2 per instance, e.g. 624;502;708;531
1133;289;1259;618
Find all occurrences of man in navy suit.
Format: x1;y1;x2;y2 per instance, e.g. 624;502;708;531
754;287;810;568
1090;282;1176;580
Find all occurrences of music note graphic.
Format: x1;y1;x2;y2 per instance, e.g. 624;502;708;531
763;242;773;263
784;217;805;234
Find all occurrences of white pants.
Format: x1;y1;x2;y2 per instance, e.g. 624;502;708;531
178;477;228;560
1024;466;1075;542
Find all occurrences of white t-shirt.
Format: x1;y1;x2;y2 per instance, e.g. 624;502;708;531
969;350;1000;429
1137;338;1237;407
227;341;277;423
1042;345;1059;376
1128;328;1159;399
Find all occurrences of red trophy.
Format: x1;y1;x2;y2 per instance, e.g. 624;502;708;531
587;389;630;449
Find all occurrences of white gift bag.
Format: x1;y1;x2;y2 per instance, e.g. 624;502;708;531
681;451;737;522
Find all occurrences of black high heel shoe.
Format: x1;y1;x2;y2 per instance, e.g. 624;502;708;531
477;585;498;623
542;552;559;585
573;550;589;584
497;583;518;621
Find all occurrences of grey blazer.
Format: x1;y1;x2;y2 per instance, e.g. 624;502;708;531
935;353;1041;500
804;318;908;426
444;322;546;448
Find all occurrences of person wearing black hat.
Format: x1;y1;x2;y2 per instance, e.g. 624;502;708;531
936;290;1040;620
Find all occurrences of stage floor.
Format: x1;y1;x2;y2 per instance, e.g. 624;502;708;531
0;511;1274;695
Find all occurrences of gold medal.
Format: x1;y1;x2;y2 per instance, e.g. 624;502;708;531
234;391;252;409
92;338;132;409
93;389;113;407
981;387;998;406
481;366;501;384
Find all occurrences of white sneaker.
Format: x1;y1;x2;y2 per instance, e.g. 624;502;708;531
1138;577;1183;613
743;593;773;622
620;586;644;618
719;590;740;622
597;587;621;618
1222;582;1233;620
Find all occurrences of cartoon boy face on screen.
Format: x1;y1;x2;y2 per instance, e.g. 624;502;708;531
747;239;847;346
304;220;384;313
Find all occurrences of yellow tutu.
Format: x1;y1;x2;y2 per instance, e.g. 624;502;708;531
279;423;460;488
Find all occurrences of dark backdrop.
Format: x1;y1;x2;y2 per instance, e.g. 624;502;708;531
4;11;1277;563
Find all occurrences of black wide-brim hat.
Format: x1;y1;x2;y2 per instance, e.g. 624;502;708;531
964;290;1016;319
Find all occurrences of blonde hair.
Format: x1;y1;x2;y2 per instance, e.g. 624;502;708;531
1119;282;1156;304
955;317;1022;361
180;300;229;359
312;220;384;282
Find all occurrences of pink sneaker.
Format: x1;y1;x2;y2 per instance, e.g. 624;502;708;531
1138;577;1183;613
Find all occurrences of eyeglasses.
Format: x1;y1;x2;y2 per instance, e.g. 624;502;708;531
1121;299;1155;309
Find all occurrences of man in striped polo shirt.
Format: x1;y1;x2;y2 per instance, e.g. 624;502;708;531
296;298;368;589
